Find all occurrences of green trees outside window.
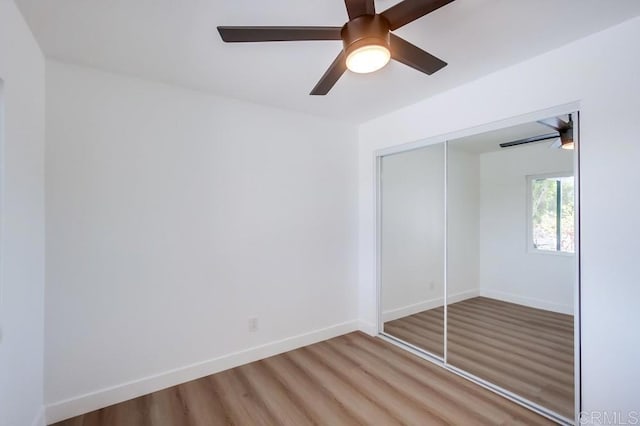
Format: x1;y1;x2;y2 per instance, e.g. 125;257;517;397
531;175;575;253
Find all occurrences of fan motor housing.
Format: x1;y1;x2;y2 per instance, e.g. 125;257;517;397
560;127;574;145
341;15;391;56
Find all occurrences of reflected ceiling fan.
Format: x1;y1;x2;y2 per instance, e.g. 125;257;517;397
217;0;454;95
499;116;575;150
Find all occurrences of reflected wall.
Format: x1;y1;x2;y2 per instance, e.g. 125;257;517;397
381;143;444;358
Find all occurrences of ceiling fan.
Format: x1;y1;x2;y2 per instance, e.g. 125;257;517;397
499;116;575;150
217;0;454;95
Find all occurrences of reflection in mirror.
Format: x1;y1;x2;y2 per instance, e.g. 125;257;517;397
381;143;444;358
446;116;576;420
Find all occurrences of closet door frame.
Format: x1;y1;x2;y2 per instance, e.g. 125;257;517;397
374;103;581;426
376;143;447;362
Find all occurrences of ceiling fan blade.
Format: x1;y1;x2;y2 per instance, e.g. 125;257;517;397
538;116;569;131
381;0;454;31
499;133;560;148
310;51;347;95
217;26;343;42
389;34;447;75
344;0;376;19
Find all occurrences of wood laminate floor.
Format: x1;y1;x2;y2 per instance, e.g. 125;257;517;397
384;297;574;419
53;331;554;426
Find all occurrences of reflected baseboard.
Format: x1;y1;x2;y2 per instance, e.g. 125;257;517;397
479;289;573;315
382;289;480;322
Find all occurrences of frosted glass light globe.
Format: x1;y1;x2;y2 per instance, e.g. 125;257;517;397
346;45;391;74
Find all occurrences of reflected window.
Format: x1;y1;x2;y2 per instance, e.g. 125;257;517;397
528;174;575;253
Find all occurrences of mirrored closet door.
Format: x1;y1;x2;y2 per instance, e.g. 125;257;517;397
379;113;578;423
446;116;576;421
380;143;445;358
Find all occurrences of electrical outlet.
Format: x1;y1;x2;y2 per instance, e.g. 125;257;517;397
248;317;258;332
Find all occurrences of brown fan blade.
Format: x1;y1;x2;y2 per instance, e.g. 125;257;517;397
344;0;375;19
310;51;347;95
381;0;454;30
389;34;447;75
538;116;570;131
217;26;342;42
499;133;560;148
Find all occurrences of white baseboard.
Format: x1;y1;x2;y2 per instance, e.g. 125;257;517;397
447;289;482;305
358;320;378;336
382;289;480;322
45;320;359;425
31;406;45;426
479;289;573;315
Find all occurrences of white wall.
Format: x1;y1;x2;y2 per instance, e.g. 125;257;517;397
446;146;480;300
478;143;575;314
381;144;445;321
359;16;640;419
45;61;358;423
0;1;46;426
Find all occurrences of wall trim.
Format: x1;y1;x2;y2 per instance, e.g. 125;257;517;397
45;320;359;424
480;289;573;315
382;289;480;322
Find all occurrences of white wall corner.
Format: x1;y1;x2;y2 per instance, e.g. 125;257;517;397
446;289;481;305
358;320;378;336
31;407;45;426
45;320;359;424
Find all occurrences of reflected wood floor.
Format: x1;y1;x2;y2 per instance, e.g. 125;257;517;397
384;297;574;419
53;331;553;426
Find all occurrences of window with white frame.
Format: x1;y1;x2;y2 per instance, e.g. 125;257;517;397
528;173;575;254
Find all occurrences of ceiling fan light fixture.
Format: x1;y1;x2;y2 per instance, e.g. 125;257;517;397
346;44;390;73
561;141;574;150
218;0;453;95
560;127;574;150
342;15;391;74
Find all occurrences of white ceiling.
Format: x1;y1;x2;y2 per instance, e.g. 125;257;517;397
449;120;559;154
15;0;640;123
